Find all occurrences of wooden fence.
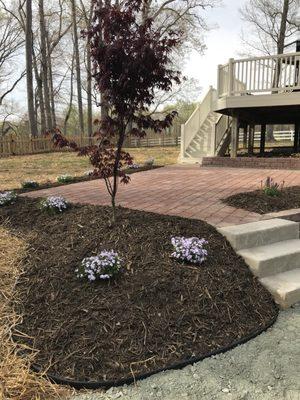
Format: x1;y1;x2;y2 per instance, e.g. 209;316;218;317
0;135;181;157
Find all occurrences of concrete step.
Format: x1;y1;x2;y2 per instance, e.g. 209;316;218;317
260;268;300;308
238;239;300;278
218;218;299;251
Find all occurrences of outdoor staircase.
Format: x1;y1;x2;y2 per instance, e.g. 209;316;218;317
218;219;300;309
183;112;217;161
179;87;232;163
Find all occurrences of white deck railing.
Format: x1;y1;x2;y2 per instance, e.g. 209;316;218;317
218;52;300;97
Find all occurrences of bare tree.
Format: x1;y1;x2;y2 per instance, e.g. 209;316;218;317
25;0;38;137
0;10;25;106
64;52;75;135
144;0;219;53
38;0;53;131
240;0;300;56
79;0;93;138
71;0;85;136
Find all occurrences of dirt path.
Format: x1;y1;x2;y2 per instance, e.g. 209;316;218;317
73;304;300;400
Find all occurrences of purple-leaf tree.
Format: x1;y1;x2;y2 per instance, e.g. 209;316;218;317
53;0;182;223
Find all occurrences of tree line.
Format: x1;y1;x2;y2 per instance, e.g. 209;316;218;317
0;0;299;138
0;0;217;138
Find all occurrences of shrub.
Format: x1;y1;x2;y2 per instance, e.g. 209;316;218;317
261;177;284;197
76;250;122;282
40;196;69;214
144;158;155;167
0;191;17;207
57;174;75;184
21;180;39;189
171;237;208;265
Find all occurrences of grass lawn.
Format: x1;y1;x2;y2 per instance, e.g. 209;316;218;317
0;147;180;190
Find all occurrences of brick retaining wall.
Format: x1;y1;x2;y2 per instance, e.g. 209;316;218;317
202;157;300;170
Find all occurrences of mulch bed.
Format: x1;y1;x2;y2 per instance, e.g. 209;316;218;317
0;198;278;382
223;186;300;214
14;165;161;194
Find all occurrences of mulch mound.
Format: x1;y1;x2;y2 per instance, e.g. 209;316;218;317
223;186;300;214
0;198;278;383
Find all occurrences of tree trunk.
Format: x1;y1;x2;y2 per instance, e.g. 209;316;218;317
32;47;46;135
99;0;109;121
64;53;75;135
25;0;38;137
38;0;53;131
71;0;85;136
86;41;93;138
278;0;289;54
86;3;93;138
47;32;57;128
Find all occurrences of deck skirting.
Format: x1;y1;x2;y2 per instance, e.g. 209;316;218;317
202;157;300;170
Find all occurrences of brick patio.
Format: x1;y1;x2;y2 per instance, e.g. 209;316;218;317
24;165;300;227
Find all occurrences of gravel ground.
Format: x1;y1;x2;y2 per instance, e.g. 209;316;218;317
72;305;300;400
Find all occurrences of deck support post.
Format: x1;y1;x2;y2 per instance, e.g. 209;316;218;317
230;117;238;158
243;125;248;149
248;124;255;156
260;124;266;156
294;123;300;153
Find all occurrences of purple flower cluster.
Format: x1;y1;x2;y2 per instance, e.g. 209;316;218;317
0;191;17;206
40;196;69;213
76;250;122;282
171;237;208;265
128;163;140;169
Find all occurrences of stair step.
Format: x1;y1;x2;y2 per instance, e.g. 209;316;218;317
218;218;299;251
260;269;300;308
238;239;300;278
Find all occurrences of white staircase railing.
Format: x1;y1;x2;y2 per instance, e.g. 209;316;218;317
180;87;217;159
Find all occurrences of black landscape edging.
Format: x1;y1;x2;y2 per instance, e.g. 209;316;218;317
31;309;279;390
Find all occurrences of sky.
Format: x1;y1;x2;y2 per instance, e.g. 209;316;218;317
184;0;246;100
6;0;247;113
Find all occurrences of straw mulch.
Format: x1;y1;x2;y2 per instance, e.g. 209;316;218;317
0;227;72;400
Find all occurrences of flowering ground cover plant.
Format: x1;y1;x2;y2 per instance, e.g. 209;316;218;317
171;237;208;265
57;175;75;184
128;163;141;169
21;180;39;189
144;158;155;167
76;250;122;282
0;191;17;206
84;170;94;176
40;196;69;214
261;177;284;197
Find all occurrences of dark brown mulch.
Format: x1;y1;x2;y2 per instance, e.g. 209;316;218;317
14;165;162;194
0;198;277;382
223;186;300;215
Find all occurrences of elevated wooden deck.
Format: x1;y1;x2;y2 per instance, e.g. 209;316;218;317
214;52;300;156
214;52;300;124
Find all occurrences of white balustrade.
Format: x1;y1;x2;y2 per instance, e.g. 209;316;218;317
218;52;300;97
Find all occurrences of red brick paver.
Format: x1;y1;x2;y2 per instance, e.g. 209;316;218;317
23;165;300;227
